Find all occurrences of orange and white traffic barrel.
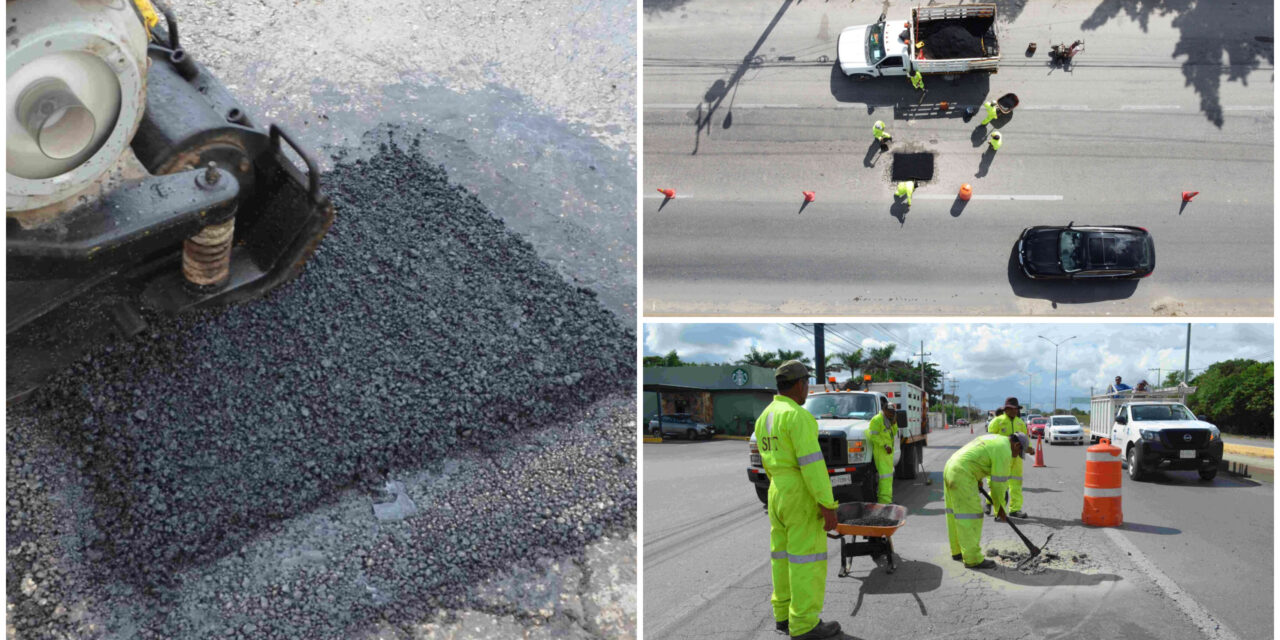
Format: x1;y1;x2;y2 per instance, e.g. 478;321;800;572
1082;438;1123;526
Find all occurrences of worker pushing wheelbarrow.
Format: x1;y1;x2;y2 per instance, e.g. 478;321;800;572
968;92;1018;125
827;502;908;576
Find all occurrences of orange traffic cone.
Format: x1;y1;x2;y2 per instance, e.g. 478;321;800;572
1181;190;1199;202
959;184;972;201
1033;433;1046;467
802;191;816;203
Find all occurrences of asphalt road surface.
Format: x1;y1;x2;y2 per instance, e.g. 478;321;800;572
643;426;1273;640
642;0;1273;316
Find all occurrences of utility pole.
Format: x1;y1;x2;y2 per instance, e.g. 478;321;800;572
914;340;931;396
1023;371;1034;413
1038;334;1077;415
814;323;825;388
966;393;971;423
1183;323;1191;385
1148;367;1162;387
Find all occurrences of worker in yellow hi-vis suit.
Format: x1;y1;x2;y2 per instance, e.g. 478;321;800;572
894;180;916;207
867;403;897;504
987;397;1029;518
755;361;842;640
872;120;892;143
944;432;1029;568
910;67;924;91
980;100;999;126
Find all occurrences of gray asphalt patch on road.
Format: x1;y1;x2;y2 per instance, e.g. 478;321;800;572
892;152;935;181
7;132;635;638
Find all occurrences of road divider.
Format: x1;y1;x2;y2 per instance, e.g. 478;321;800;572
1223;443;1272;458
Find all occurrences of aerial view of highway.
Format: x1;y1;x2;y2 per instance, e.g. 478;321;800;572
642;0;1273;316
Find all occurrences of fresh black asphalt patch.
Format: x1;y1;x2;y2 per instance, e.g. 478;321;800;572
892;152;935;181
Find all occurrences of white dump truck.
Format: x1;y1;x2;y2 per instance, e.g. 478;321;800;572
1089;387;1224;481
747;382;929;504
837;4;1000;79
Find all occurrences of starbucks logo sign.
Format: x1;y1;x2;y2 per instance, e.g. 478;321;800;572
732;368;749;387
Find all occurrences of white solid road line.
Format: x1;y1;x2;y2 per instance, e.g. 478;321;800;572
642;194;693;199
1102;527;1241;640
645;103;1269;113
916;194;1064;201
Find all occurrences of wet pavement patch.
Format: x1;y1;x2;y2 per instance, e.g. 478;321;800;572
892;153;935;181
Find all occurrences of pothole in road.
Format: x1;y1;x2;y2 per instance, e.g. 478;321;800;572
892;152;935;182
987;546;1098;574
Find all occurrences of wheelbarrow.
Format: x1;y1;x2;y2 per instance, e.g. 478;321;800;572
996;92;1019;114
826;502;908;576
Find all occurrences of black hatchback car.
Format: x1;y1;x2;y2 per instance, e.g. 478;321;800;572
1017;224;1155;279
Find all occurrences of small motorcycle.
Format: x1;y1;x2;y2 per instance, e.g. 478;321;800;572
1049;40;1084;66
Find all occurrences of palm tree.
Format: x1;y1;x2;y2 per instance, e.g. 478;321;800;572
774;349;811;366
737;347;775;368
864;345;897;379
836;350;864;380
824;354;846;373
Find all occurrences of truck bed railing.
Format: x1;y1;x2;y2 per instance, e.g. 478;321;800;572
914;4;997;22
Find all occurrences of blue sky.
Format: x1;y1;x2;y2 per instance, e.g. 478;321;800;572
643;323;1273;412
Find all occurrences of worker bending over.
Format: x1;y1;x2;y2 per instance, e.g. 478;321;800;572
944;433;1030;568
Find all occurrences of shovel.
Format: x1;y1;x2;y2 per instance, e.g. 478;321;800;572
978;484;1052;569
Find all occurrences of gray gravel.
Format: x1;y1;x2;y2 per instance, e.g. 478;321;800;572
7;135;636;639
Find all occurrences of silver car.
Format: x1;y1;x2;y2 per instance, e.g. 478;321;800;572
648;414;715;440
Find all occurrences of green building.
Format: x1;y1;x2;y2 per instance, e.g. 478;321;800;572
643;365;777;436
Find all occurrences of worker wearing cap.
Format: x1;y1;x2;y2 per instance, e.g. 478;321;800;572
980;99;999;126
867;402;898;504
755;360;842;640
894;180;916;207
987;131;1003;151
944;432;1029;568
987;397;1029;518
909;67;924;91
873;120;892;143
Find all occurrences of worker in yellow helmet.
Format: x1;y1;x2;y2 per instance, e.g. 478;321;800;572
894;180;916;207
755;360;842;639
986;397;1029;517
872;120;892;143
867;402;898;503
980;100;999;126
945;432;1029;568
987;131;1003;151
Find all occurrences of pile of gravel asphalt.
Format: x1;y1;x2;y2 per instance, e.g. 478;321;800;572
7;132;635;638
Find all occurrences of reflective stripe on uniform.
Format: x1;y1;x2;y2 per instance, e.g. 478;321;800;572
879;473;894;479
770;550;789;560
953;512;983;520
946;508;954;515
1083;486;1122;498
766;413;774;438
797;451;824;467
788;551;828;564
1086;451;1121;462
1007;475;1022;481
989;475;1010;482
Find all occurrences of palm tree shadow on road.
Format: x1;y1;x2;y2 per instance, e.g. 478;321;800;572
692;0;794;154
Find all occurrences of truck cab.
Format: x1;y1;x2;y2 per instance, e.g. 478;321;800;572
1090;389;1222;481
837;21;911;79
747;384;928;504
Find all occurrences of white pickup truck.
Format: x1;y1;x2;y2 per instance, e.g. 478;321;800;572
837;4;1000;80
747;383;929;504
1089;387;1223;481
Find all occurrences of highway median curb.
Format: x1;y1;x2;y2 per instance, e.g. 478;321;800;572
713;434;752;441
1223;443;1273;458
